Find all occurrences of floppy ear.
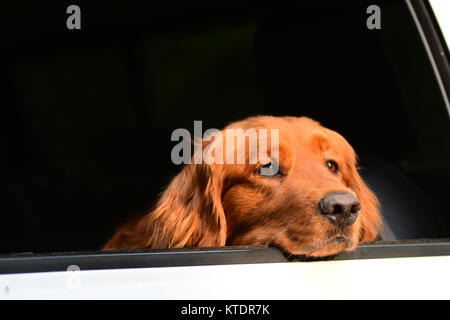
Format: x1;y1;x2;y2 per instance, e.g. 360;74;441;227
348;163;383;241
103;163;227;250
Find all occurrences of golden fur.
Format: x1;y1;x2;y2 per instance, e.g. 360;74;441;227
103;116;382;257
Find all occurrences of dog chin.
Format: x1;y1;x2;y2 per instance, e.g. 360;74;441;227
305;244;347;258
275;236;357;259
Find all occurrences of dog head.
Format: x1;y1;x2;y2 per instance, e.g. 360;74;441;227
104;116;382;258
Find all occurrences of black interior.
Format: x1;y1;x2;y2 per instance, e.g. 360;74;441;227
0;1;449;254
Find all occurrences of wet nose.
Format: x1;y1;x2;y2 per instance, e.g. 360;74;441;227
319;192;361;227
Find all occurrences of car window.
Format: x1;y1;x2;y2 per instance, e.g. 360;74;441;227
0;1;449;256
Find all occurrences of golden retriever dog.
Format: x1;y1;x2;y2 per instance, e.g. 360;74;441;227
103;116;382;258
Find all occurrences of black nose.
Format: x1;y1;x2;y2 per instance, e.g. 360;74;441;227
319;192;361;227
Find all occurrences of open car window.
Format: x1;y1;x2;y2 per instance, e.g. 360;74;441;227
0;1;450;300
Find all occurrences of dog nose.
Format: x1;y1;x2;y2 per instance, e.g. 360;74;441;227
319;192;361;227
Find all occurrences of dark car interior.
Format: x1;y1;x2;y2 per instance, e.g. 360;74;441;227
1;1;449;254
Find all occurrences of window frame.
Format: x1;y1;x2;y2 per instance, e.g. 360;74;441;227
1;0;449;275
407;0;450;114
1;239;450;275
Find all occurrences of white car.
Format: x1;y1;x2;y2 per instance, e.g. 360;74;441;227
0;0;449;303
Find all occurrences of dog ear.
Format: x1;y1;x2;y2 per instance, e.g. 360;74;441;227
103;163;227;250
348;163;382;241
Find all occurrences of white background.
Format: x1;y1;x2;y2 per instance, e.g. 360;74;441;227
430;0;450;48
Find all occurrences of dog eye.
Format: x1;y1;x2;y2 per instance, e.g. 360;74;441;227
326;160;338;173
258;161;281;177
